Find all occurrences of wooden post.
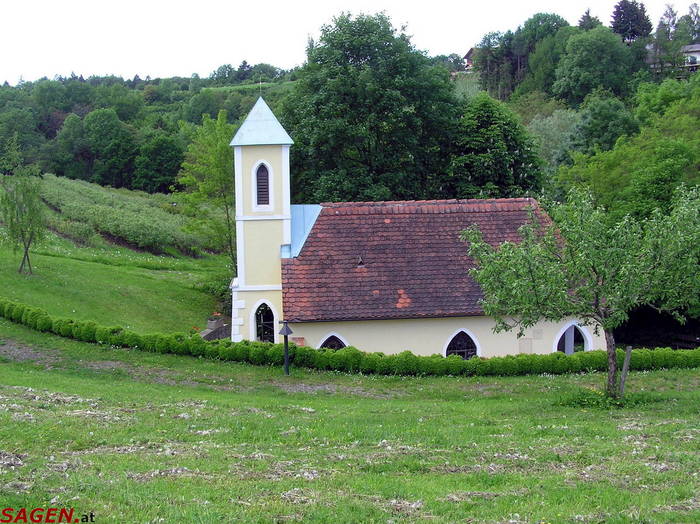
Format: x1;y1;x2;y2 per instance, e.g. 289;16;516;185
619;345;633;397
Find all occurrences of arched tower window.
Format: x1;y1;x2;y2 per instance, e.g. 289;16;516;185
446;331;478;360
320;335;346;350
255;303;274;342
256;164;269;206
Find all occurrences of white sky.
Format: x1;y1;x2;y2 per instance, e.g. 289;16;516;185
1;0;674;84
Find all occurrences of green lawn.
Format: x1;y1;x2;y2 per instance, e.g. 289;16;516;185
0;236;224;333
1;319;698;523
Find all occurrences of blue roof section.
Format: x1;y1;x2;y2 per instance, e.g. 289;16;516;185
230;97;293;146
290;204;322;258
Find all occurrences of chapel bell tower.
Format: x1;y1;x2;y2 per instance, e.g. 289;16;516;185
229;97;293;343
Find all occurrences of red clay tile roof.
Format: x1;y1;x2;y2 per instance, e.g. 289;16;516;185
281;198;544;322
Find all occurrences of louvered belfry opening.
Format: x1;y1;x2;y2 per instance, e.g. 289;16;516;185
256;164;269;205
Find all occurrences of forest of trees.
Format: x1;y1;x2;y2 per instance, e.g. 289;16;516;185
0;2;698;221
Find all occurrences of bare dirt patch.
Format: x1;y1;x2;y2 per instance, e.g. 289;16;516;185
0;450;27;471
0;340;62;367
126;466;217;482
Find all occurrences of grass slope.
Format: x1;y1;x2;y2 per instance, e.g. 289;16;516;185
0;233;224;333
1;320;698;523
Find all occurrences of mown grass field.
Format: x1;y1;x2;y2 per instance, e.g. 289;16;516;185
1;319;698;523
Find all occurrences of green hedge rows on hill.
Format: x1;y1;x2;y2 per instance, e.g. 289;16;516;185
2;297;699;377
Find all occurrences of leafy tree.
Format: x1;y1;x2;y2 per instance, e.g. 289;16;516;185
0;136;46;274
177;110;235;267
571;95;639;154
611;0;653;43
515;26;580;97
282;13;459;202
83;108;137;187
579;9;602;30
444;92;541;198
93;84;144;121
653;4;693;75
559;76;700;220
553;26;633;105
462;188;700;398
527;109;582;179
50;113;91;180
475;14;568;100
133;134;183;193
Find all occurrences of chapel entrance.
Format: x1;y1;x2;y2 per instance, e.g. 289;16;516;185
255;303;275;343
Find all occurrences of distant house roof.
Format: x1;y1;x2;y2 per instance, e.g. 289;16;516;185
230;97;293;147
281;198;545;323
682;44;700;53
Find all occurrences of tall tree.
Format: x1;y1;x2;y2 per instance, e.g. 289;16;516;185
444;92;541;198
0;136;46;274
462;188;700;398
133;133;184;193
282;13;459;202
177;110;236;267
611;0;653;43
653;4;693;74
553;26;633;105
579;9;602;30
83;108;137;188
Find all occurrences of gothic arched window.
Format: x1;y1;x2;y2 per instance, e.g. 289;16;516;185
256;164;270;206
320;335;346;350
446;331;478;360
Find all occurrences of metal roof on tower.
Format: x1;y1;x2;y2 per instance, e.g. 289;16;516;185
230;97;294;146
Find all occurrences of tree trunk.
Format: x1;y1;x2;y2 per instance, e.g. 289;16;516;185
605;329;618;398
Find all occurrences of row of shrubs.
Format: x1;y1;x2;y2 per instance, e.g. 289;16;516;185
2;297;699;377
40;174;213;255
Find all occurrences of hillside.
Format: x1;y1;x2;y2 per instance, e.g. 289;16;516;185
0;177;229;333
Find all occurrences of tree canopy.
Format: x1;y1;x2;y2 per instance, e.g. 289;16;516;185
462;188;700;397
444;93;541;198
282;12;459;202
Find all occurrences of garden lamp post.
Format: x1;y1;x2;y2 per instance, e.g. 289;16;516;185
279;320;293;376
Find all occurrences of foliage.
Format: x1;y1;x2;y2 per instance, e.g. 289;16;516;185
461;188;700;397
2;295;700;380
552;26;634;105
39;174;212;254
527;109;582;178
83;108;138;188
133;133;183;193
475;13;569;100
0;136;46;274
571;95;639;154
611;0;653;43
559;76;700;220
177;110;236;267
578;9;602;30
444;92;542;198
281;12;459;202
514;26;580;98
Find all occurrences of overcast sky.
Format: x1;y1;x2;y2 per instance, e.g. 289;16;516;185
1;0;674;84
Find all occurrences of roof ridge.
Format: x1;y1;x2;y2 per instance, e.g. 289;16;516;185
320;197;536;207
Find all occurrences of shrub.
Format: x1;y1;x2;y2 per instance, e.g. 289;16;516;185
122;331;143;349
141;334;159;352
393;351;421;376
329;346;364;372
248;342;270;365
155;334;176;354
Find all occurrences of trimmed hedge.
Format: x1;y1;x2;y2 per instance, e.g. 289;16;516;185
1;297;699;377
